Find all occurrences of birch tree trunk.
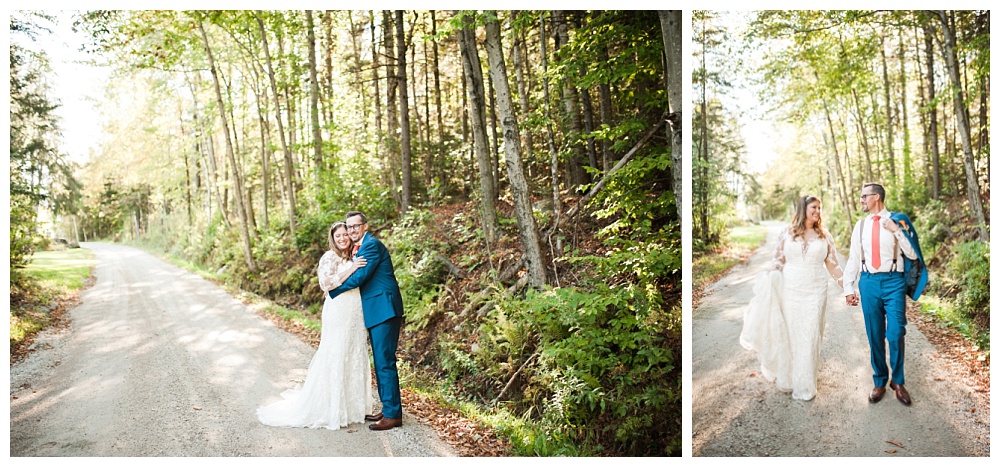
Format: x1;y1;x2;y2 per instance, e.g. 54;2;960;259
659;10;683;221
511;11;534;172
457;11;499;244
484;13;547;287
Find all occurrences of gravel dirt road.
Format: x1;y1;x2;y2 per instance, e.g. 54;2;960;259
692;222;990;457
10;242;457;457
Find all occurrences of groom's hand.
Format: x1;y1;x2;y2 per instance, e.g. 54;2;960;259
845;294;859;306
880;217;900;234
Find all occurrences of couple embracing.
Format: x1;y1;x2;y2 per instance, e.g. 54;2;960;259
258;210;404;431
741;182;927;405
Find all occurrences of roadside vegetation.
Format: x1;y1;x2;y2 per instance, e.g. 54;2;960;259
9;243;96;363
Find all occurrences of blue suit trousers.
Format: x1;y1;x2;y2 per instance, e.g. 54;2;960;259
859;271;907;388
369;316;402;419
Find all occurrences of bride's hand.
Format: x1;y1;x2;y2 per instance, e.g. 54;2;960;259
353;257;368;269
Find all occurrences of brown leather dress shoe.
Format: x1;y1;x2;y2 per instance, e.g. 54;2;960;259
365;411;383;422
368;417;402;431
889;382;911;406
869;386;886;403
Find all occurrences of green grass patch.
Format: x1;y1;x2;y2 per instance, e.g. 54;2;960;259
22;248;96;292
693;224;768;292
11;247;96;349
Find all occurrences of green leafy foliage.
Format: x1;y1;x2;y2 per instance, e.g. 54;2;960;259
940;241;990;349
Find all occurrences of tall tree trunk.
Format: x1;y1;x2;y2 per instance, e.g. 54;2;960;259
598;47;613;174
933;10;987;239
323;11;334;129
258;98;271;229
851;89;875;182
188;76;229;228
698;14;710;239
371;11;384;162
552;11;588;188
347;11;368;131
659;10;683;221
879;31;896;183
306;10;324;182
198;19;256;272
580;84;598;170
487;71;501;198
540;15;561;224
511;11;534;174
484;14;547;288
431;10;444;147
461;55;473;196
384;10;401;209
257;13;297;237
421;16;433;193
178;106;194;225
898;29;913;199
923;24;941;199
396;10;413;215
457;11;500;244
820;94;852;227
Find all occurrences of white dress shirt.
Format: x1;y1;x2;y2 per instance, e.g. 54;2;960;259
842;208;917;296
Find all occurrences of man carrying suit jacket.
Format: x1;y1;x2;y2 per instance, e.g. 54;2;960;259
843;183;918;406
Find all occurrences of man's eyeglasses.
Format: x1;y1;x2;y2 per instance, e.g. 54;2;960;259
346;223;365;231
860;194;874;201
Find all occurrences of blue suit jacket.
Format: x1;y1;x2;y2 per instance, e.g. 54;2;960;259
328;233;404;329
890;212;929;301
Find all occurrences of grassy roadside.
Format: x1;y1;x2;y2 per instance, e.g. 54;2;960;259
10;247;96;363
692;223;769;301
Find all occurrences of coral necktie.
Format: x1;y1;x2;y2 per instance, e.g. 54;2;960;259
871;216;881;269
353;244;360;256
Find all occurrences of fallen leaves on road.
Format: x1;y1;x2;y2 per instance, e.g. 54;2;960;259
886;440;904;448
886;449;897;454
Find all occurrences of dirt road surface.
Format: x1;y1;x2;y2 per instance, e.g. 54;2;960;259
10;242;457;457
692;222;989;457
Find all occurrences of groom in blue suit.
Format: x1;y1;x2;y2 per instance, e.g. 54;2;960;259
328;211;405;430
843;183;919;406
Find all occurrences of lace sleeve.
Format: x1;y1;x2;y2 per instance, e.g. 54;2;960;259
772;228;787;271
318;251;344;292
823;231;845;289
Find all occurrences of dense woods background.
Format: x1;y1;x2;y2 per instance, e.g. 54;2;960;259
10;10;681;455
694;11;990;357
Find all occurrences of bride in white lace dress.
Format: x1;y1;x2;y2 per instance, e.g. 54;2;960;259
257;221;373;429
741;195;844;401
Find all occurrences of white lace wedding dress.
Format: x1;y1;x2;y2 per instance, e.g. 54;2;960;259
741;227;843;401
257;251;372;429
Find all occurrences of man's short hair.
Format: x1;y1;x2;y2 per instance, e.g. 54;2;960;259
864;182;886;203
346;210;367;224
